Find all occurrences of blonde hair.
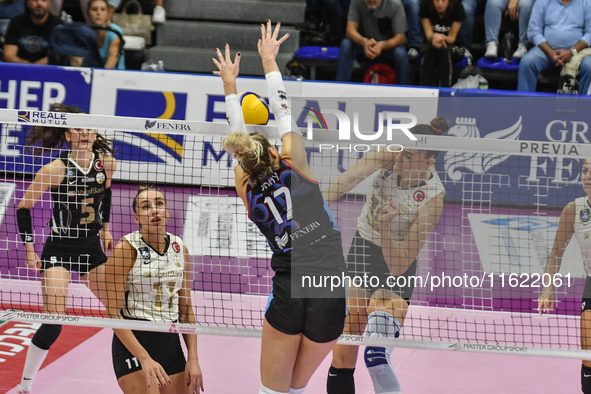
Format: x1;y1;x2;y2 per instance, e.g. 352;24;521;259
223;132;279;183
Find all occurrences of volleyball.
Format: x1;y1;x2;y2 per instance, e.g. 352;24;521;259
239;92;270;125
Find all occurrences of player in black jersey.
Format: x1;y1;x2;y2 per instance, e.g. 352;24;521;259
15;103;117;394
213;21;346;394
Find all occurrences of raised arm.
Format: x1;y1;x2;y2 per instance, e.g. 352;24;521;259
258;21;316;179
178;245;204;393
322;150;394;205
213;44;246;134
538;202;576;314
378;191;445;276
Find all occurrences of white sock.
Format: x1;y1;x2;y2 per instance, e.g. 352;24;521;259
19;343;49;391
290;387;306;394
259;383;289;394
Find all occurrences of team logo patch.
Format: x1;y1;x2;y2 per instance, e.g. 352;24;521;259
139;247;151;260
400;198;417;214
94;159;104;171
67;169;76;177
413;190;425;202
172;242;181;253
581;209;590;223
96;172;106;184
169;324;178;333
173;255;182;268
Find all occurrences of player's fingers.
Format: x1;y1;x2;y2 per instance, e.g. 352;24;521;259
267;19;272;39
225;43;231;62
260;23;266;39
234;52;241;67
212;57;222;70
215;47;224;63
272;22;280;40
277;32;290;45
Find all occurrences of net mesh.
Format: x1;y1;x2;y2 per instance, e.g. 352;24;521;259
0;107;590;358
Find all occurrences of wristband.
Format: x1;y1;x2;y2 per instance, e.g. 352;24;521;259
16;208;33;243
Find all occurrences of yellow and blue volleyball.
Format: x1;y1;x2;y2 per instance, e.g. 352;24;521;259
239;92;270;125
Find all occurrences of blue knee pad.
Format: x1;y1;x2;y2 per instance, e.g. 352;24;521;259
31;324;62;350
364;346;389;368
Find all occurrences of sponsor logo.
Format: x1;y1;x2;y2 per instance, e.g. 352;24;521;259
96;172;106;184
444;117;523;181
278;90;287;100
582;209;590;223
67;169;76;177
94;159;104;171
172;241;181;253
173;255;182;268
144;120;191;131
275;233;289;249
139;247;151;260
17;111;30;122
68;180;77;185
413;190;425;202
169;324;178;333
17;111;67;126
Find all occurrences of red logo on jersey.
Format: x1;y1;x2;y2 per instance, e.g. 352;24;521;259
94;159;104;171
172;242;181;253
413;190;425;202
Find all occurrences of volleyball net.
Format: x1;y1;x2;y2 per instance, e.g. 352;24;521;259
0;101;590;359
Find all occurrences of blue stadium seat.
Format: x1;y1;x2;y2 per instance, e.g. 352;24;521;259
294;46;340;79
476;57;519;70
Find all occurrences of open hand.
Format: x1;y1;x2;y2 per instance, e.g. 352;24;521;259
212;43;241;84
186;358;204;393
258;20;290;61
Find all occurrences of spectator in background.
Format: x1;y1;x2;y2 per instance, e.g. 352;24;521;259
517;0;591;92
3;0;61;64
298;0;348;45
80;0;120;23
483;0;533;59
152;0;164;24
403;0;422;61
420;0;465;87
336;0;410;85
458;0;484;54
87;0;124;68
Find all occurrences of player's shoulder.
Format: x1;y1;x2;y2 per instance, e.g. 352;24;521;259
98;153;117;169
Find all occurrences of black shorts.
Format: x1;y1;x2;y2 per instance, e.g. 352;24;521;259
112;330;186;380
41;234;107;274
346;231;417;302
265;272;346;343
582;276;591;313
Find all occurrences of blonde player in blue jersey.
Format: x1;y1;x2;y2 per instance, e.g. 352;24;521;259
323;118;449;394
213;21;346;394
104;187;204;393
16;103;116;394
538;159;591;394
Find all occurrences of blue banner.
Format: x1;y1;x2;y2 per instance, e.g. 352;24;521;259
0;63;92;173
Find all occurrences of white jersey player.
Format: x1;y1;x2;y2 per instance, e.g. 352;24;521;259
539;159;591;394
105;187;204;393
323;118;449;394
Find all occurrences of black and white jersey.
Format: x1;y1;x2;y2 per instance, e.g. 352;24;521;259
573;196;591;276
122;231;185;323
50;151;107;238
